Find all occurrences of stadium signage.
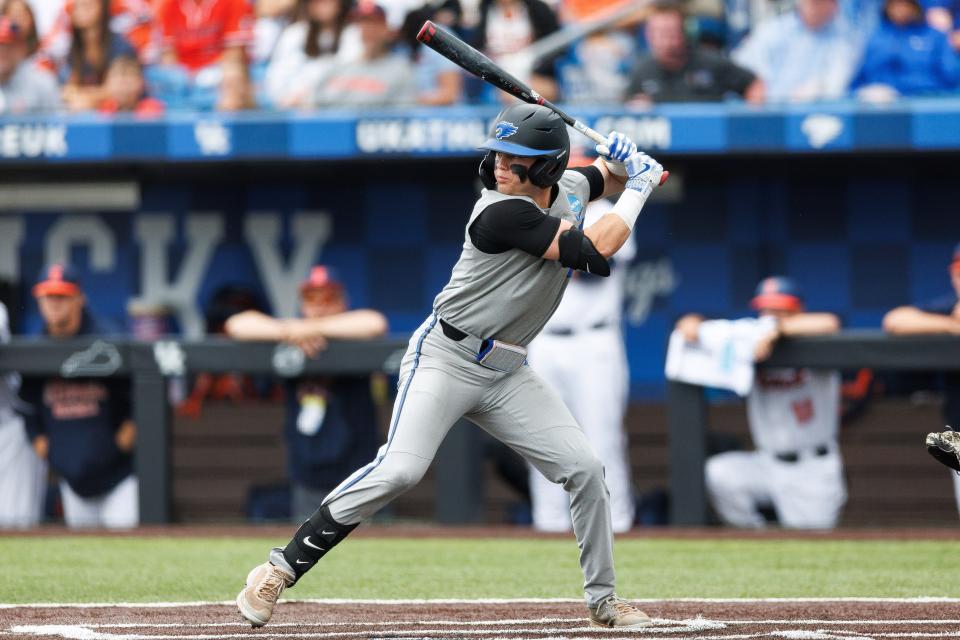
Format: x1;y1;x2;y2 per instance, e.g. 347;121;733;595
355;118;487;153
0;123;67;158
591;116;671;150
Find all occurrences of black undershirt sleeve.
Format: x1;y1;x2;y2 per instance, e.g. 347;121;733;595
569;165;605;201
469;199;561;256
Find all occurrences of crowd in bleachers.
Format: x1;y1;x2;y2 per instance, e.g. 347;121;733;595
0;0;959;114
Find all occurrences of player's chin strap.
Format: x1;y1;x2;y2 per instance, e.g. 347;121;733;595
279;504;358;584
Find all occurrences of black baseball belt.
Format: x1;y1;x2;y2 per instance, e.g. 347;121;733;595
774;444;831;464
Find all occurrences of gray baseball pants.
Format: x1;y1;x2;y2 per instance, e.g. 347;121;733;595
321;314;617;607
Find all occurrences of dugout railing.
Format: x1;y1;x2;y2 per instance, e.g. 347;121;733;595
0;337;407;524
3;332;960;525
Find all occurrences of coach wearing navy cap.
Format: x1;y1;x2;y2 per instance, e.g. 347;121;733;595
18;264;139;528
676;276;844;529
883;243;960;503
226;265;388;520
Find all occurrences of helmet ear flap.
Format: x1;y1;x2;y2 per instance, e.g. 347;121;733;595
479;151;496;189
528;158;564;188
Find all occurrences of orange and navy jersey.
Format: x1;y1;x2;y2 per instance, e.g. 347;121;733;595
155;0;253;72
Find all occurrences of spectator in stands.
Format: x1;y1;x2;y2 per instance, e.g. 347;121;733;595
850;0;960;100
1;0;39;55
19;264;139;529
678;277;845;529
40;0;153;74
264;0;356;108
926;0;960;51
97;53;164;114
152;0;254;109
882;243;960;512
225;265;388;521
156;0;253;73
557;29;634;104
0;16;60;113
626;0;764;104
732;0;862;102
401;0;465;105
253;0;297;65
401;0;463;106
474;0;561;102
60;0;137;111
217;57;256;109
312;1;415;107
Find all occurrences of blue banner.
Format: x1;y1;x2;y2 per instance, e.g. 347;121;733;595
3;99;960;163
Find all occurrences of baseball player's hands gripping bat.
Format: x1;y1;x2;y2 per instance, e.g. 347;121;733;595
416;20;668;186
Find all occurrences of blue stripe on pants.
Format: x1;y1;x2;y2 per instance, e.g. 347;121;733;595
321;314;437;505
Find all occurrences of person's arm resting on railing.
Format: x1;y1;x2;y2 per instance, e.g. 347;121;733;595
883;306;960;336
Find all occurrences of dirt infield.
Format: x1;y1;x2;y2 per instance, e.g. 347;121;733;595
3;599;959;639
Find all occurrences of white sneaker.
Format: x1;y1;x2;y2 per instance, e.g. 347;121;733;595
589;594;653;628
236;562;295;627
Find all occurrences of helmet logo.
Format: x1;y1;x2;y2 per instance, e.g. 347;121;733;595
494;121;519;140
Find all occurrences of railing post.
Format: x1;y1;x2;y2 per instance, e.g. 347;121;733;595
132;345;171;524
434;420;485;523
667;381;710;525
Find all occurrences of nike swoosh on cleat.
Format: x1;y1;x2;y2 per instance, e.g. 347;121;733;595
303;536;326;551
295;559;309;564
321;529;336;536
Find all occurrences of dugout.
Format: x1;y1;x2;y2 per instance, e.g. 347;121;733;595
1;102;959;526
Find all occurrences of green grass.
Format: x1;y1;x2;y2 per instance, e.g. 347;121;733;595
1;536;958;603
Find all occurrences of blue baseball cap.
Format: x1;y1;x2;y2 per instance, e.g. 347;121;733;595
33;263;82;297
750;276;803;312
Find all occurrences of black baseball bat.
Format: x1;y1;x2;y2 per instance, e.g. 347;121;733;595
416;20;669;185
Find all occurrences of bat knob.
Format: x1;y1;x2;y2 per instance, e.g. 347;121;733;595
417;20;437;43
659;171;670;186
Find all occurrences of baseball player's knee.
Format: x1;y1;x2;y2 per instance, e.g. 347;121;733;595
378;454;429;494
705;455;739;494
561;452;606;490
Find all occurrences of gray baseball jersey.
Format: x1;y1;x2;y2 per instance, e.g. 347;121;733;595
433;170;591;346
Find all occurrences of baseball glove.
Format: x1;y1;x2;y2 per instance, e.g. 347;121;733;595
926;427;960;472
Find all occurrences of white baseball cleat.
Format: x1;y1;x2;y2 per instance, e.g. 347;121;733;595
236;562;295;628
588;594;653;628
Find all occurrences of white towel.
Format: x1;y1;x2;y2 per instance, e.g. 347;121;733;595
664;316;777;396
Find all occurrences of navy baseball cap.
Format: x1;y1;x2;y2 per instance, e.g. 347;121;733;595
33;263;82;297
299;265;343;294
750;276;803;312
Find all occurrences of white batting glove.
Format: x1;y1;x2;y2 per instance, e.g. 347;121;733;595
595;131;637;177
623;151;663;198
611;150;663;230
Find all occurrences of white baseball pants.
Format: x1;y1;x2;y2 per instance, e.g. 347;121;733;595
705;448;846;529
59;474;139;529
527;327;634;533
0;413;46;528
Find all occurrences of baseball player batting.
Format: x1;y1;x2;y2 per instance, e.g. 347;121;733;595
236;104;664;628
